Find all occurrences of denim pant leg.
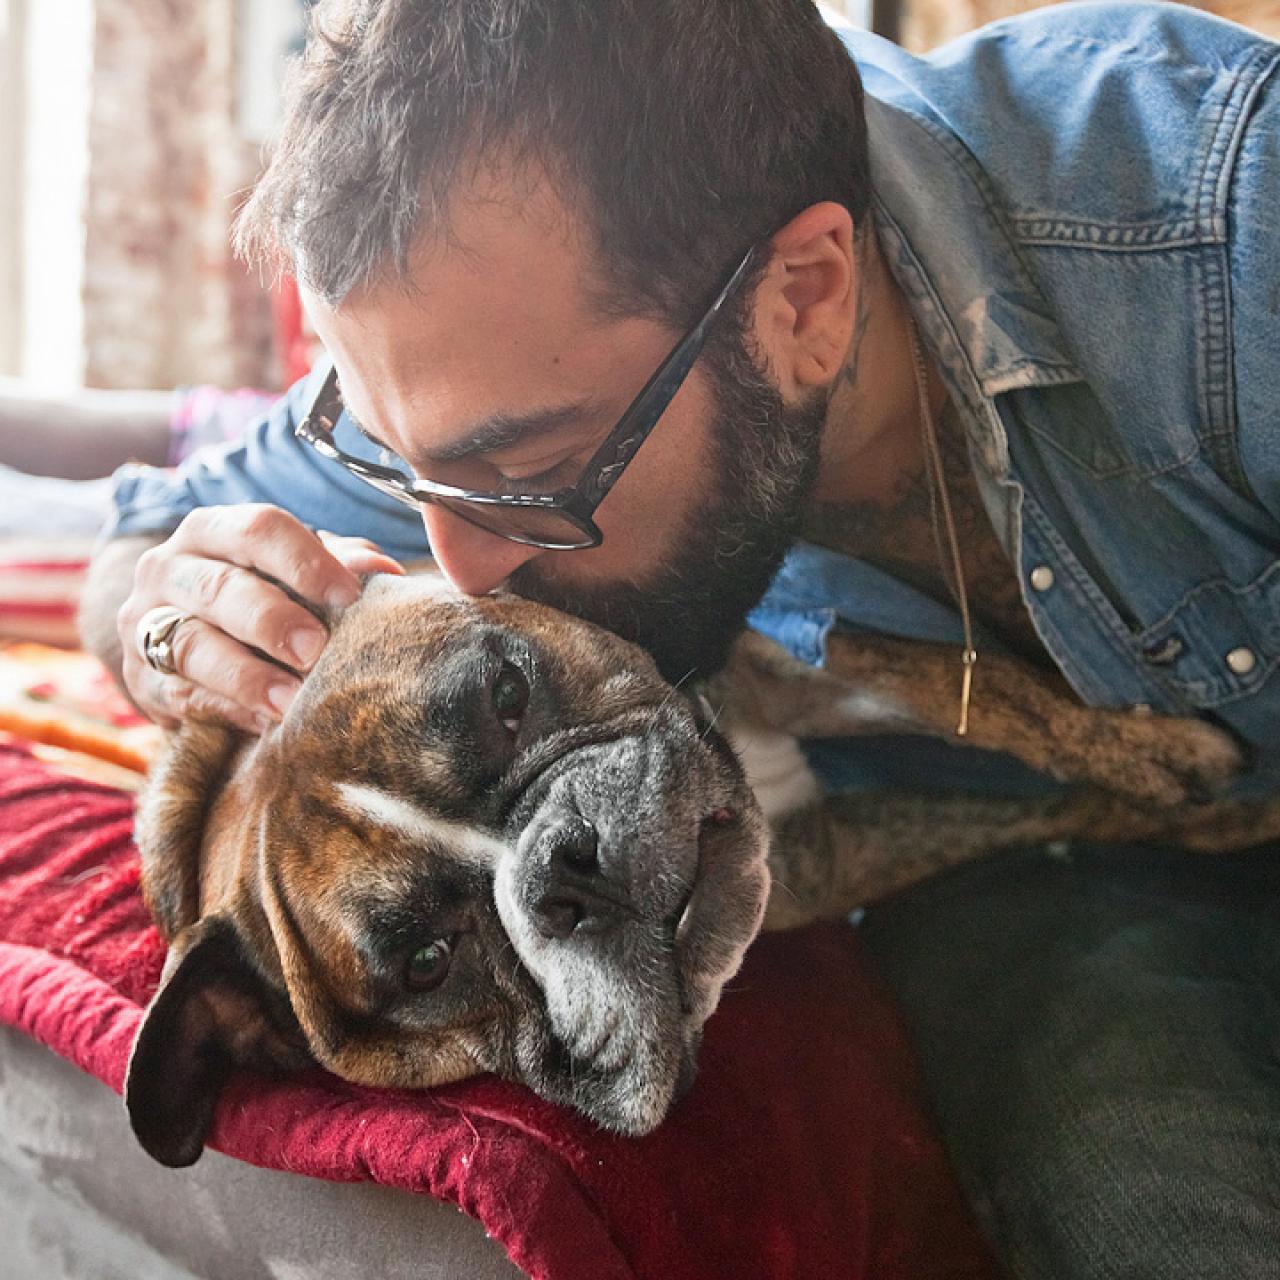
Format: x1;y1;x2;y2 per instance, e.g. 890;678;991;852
859;841;1280;1280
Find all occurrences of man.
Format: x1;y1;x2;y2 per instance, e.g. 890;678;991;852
81;2;1280;1275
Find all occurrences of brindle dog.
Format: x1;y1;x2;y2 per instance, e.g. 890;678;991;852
127;573;771;1167
125;573;1279;1166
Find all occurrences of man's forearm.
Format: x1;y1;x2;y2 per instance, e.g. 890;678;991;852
79;533;166;690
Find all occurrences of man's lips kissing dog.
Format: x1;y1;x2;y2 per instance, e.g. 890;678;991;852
126;573;770;1167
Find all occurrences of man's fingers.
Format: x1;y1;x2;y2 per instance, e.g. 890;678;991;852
163;614;302;726
122;608;300;732
148;551;330;675
116;503;401;731
159;673;277;737
169;505;363;611
317;530;407;578
126;647;272;737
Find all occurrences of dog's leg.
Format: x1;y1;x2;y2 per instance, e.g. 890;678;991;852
1158;796;1280;852
762;787;1280;930
763;789;1106;928
720;630;1243;808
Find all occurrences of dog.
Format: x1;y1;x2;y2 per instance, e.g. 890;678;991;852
126;572;771;1167
125;572;1280;1166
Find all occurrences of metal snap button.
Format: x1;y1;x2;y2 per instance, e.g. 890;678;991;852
1029;565;1055;592
1226;647;1257;676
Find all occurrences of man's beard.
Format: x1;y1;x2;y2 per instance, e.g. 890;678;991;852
508;329;827;681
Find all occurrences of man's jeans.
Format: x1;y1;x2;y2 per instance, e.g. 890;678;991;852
860;840;1280;1279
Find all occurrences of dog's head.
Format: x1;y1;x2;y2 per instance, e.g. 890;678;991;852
126;573;769;1165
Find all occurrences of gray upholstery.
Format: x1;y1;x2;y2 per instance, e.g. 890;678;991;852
0;1026;524;1280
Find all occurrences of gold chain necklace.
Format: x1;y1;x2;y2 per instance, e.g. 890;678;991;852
906;316;978;737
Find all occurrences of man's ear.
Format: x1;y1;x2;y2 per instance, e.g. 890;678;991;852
125;914;310;1168
756;201;857;394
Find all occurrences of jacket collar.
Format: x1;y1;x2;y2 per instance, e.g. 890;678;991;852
861;80;1082;402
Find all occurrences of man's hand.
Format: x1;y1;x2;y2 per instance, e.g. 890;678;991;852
112;505;404;733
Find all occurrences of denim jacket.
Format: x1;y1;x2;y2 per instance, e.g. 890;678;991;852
108;4;1280;794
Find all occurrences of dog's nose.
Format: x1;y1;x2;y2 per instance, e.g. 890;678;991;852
547;816;599;874
530;817;618;940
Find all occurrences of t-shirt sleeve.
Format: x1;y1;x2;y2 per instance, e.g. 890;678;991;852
102;362;432;563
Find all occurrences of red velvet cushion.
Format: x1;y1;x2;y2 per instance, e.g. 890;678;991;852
0;742;999;1280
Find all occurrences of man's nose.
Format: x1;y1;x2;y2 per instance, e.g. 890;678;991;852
421;504;543;596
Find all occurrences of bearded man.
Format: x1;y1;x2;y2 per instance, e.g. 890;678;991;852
81;3;1280;1276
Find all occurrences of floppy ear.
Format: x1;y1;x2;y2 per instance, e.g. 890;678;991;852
134;720;243;937
125;914;311;1168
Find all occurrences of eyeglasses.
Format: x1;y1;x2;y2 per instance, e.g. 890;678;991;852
295;245;759;550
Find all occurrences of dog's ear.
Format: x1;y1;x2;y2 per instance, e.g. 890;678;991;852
134;720;243;937
125;914;310;1168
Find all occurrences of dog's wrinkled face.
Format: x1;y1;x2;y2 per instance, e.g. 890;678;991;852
127;574;769;1164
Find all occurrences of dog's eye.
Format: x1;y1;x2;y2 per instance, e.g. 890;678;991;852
491;662;530;733
405;939;453;992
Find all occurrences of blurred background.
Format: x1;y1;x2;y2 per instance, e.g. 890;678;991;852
0;0;312;395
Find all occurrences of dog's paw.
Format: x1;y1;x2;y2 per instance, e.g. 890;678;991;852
1086;710;1244;807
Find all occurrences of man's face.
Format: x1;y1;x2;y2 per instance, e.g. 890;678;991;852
507;336;825;679
305;171;826;677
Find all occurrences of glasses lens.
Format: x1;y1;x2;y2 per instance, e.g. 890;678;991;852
434;497;598;549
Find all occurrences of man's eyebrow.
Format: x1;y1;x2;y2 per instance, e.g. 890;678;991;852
427;401;608;464
350;400;605;465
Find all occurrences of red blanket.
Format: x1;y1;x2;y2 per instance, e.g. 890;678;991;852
0;742;999;1280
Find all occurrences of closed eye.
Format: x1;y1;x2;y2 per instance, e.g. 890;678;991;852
489;457;582;496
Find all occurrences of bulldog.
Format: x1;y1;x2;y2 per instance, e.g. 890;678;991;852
126;572;774;1166
126;572;1280;1167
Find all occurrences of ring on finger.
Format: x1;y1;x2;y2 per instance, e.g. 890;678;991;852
135;605;195;676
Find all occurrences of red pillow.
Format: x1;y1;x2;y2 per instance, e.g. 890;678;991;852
0;742;998;1280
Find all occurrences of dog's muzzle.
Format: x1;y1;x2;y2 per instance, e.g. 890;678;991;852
492;705;769;1134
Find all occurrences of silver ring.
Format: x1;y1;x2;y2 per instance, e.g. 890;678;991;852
135;605;194;676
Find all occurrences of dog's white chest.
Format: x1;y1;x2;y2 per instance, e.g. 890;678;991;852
726;725;821;821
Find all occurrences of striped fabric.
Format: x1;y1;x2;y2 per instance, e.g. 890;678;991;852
0;539;94;648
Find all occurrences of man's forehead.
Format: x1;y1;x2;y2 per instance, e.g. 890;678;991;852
302;227;658;464
307;160;603;329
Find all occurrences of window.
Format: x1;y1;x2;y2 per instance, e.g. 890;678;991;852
0;0;22;376
0;0;92;385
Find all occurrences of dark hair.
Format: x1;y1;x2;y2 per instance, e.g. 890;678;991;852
236;0;871;326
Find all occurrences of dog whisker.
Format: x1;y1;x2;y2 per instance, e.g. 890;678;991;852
697;699;726;740
768;875;800;904
649;665;699;723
